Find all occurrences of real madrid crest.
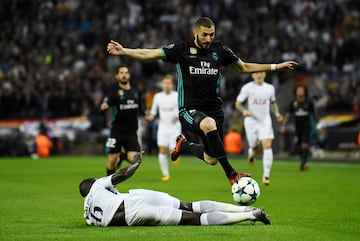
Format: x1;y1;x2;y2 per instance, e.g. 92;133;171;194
190;47;197;55
118;89;124;96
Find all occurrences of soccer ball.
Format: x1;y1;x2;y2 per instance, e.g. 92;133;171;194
231;177;260;205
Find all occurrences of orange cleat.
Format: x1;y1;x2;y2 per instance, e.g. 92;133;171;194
229;171;251;184
170;134;187;162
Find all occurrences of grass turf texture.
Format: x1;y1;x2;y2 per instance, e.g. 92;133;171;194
0;155;359;241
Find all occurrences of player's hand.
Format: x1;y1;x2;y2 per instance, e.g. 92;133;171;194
100;102;109;111
145;114;154;122
132;152;143;164
276;61;298;70
276;113;283;122
107;40;123;55
243;110;251;117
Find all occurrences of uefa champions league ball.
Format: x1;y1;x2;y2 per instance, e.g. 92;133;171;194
231;177;260;205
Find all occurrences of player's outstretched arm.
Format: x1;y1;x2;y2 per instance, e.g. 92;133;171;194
231;60;298;73
111;152;142;185
107;40;163;60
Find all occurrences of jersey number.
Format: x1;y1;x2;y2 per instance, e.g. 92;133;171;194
90;206;103;223
106;138;116;148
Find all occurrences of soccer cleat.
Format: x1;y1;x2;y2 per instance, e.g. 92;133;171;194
262;177;270;185
172;157;180;166
248;156;256;166
300;164;309;171
251;208;271;225
161;175;170;181
170;134;187;162
229;170;251;185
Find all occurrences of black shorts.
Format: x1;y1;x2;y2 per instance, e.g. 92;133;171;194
295;125;311;145
179;108;224;153
105;128;140;154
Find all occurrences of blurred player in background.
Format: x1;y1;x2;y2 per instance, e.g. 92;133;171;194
101;66;142;175
235;72;283;185
107;17;297;184
35;124;52;158
79;153;271;226
280;85;318;171
146;74;181;181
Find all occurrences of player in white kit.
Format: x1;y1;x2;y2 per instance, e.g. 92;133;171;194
146;75;181;181
235;72;283;185
79;153;271;226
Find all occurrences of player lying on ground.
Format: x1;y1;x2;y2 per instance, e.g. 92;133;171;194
79;153;271;226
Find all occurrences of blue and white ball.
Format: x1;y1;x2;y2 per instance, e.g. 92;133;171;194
231;177;260;205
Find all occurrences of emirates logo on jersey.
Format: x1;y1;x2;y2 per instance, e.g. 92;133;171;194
189;61;218;75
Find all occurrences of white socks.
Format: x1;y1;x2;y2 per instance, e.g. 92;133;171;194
158;153;169;176
192;200;253;213
191;200;255;225
248;147;254;158
262;148;273;178
200;212;255;225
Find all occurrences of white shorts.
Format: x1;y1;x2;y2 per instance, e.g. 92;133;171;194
157;125;181;149
244;118;274;147
124;189;182;226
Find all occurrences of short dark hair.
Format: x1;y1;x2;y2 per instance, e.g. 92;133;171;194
79;178;96;197
294;84;308;97
117;65;129;73
195;17;215;29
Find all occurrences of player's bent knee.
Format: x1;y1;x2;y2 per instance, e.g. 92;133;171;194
199;117;217;133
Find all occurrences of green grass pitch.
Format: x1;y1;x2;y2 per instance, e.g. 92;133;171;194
1;155;359;241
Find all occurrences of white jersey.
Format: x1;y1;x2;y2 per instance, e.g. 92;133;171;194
236;81;276;125
84;176;127;226
150;90;181;134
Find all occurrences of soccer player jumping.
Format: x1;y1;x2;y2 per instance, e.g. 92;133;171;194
107;17;298;184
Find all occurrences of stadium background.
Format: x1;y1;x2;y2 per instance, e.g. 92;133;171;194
0;0;359;158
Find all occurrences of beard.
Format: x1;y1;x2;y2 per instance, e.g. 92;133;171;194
196;36;210;49
119;78;129;85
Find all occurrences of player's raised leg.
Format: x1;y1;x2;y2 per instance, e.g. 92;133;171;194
198;117;250;183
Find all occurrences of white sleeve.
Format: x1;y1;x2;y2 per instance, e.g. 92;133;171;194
150;94;159;116
94;176;114;189
236;85;248;103
270;85;276;102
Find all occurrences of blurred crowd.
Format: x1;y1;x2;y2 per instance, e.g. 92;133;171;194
0;0;359;125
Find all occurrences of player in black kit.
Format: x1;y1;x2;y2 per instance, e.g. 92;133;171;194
107;17;298;184
281;85;318;171
101;66;141;175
